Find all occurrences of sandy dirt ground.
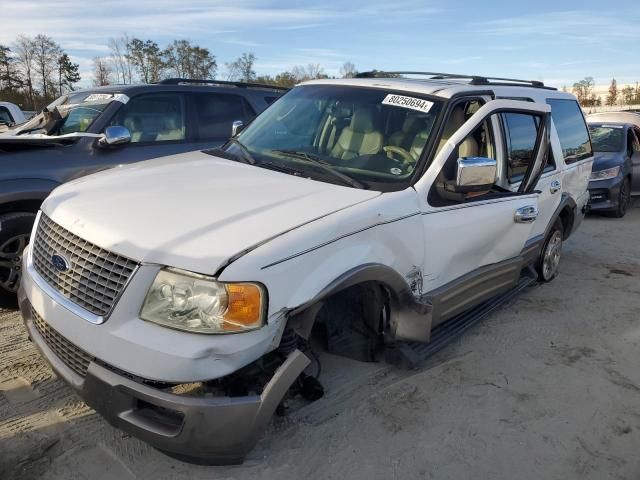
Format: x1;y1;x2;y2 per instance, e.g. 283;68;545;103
1;201;639;480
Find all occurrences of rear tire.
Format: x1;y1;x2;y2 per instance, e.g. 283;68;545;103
0;212;36;305
536;219;563;283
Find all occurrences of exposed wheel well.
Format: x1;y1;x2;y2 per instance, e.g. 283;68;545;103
558;206;574;239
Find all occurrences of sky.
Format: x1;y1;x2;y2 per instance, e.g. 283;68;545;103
1;0;639;89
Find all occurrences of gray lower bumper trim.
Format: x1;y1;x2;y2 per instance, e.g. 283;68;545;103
19;291;310;464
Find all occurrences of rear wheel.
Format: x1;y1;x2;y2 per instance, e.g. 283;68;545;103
0;213;36;303
536;219;563;282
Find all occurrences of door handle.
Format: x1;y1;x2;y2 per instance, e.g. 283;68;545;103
515;205;538;223
549;180;561;194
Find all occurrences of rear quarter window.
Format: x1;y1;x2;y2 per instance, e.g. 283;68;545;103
546;99;592;164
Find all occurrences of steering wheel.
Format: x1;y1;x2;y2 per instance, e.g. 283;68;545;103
383;145;415;165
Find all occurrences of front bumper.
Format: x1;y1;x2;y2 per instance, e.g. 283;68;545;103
20;291;309;464
588;176;623;212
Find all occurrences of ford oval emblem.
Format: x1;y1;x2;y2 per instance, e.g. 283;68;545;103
51;254;71;273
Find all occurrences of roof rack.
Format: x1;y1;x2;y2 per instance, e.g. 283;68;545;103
157;78;288;91
354;71;557;90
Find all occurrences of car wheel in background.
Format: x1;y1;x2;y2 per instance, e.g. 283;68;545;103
0;212;36;303
536;219;563;283
611;177;630;218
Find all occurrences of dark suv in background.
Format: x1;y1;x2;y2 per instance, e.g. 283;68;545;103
0;79;286;301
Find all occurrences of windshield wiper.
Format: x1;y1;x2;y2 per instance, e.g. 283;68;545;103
226;137;257;164
271;149;367;189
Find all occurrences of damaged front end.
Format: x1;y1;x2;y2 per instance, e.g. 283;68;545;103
20;293;311;465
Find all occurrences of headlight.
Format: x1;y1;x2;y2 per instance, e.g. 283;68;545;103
140;268;265;334
590;166;620;181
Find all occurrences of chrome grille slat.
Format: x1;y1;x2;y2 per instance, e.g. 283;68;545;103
32;214;138;317
31;308;94;378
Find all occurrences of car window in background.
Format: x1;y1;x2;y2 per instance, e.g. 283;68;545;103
502;113;540;183
194;93;255;141
57;93;113;134
633;128;640;152
546;99;592;164
0;106;13;124
111;94;185;143
588;125;625;153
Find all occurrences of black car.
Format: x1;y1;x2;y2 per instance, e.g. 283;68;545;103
586;121;640;217
0;79;286;300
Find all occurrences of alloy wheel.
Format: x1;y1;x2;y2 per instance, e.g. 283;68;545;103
542;230;562;281
0;234;29;293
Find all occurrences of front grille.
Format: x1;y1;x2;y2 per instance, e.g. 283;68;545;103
31;308;94;378
32;213;138;317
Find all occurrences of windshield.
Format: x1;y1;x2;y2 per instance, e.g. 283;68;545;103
589;125;624;153
16;92;115;136
219;85;443;190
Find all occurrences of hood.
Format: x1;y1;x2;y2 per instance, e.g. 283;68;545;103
43;151;380;275
592;151;626;171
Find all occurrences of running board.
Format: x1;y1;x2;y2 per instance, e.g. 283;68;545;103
385;266;538;369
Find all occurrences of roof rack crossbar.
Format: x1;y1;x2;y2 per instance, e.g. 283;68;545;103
157;78;288;90
354;71;553;90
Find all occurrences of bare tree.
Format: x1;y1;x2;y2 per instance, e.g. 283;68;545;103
291;64;326;82
108;34;133;84
93;57;112;86
32;34;62;100
14;35;36;107
340;61;357;78
225;53;256;82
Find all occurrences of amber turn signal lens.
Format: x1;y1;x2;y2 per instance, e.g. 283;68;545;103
223;283;264;331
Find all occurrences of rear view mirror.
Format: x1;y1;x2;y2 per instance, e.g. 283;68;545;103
454;157;497;192
231;120;244;137
100;125;131;146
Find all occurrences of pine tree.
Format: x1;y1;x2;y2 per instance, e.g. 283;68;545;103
57;53;80;95
605;78;618;106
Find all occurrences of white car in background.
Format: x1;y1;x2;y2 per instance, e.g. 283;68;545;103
0;101;27;132
19;72;592;464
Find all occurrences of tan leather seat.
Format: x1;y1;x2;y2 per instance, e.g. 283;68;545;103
437;105;479;158
331;107;383;160
389;116;419;149
156;114;184;141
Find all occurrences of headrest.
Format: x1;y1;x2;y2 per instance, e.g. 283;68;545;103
350;107;376;133
443;105;467;139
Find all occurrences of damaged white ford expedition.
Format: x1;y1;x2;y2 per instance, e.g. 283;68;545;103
19;72;593;464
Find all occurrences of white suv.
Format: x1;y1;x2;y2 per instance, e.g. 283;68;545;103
19;72;593;464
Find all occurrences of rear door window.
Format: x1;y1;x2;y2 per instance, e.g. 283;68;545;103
546;99;592;164
111;94;186;143
193;93;255;141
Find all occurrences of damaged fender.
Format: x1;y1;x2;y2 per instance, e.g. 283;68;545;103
287;263;433;343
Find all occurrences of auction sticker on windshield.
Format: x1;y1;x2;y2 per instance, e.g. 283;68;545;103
382;94;433;113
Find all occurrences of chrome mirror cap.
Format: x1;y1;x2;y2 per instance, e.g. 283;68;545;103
231;120;244;137
456;156;497;191
100;125;131;146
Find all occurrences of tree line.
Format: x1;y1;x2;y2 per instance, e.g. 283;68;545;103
567;77;640;107
95;35;359;88
1;35;80;110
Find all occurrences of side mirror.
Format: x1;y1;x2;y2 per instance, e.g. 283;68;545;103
231;120;244;137
454;157;497;193
100;125;131;146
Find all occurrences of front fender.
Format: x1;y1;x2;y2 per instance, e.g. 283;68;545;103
0;178;60;205
219;190;432;342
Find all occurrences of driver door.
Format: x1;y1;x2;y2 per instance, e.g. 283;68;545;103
414;99;551;328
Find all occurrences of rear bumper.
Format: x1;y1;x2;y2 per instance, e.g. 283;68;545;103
19;290;309;464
